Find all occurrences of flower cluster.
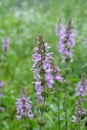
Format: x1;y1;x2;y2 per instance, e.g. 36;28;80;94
0;80;4;98
2;38;10;53
51;59;63;83
55;19;62;37
0;80;4;88
72;74;87;123
0;80;4;112
76;74;87;96
32;34;54;102
16;91;33;121
72;97;86;122
56;19;75;62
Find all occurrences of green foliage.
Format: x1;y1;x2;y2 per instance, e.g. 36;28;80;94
0;0;87;129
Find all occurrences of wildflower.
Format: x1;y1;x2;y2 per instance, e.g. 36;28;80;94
76;74;87;96
83;39;87;44
72;74;87;123
51;59;63;83
72;97;86;122
35;80;43;103
55;19;62;37
0;80;4;88
32;34;54;102
2;38;10;52
57;19;75;62
0;80;4;111
72;115;77;122
0;80;4;98
16;90;33;121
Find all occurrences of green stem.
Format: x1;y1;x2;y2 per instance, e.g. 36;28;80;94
58;97;60;130
39;111;43;130
39;85;46;130
55;86;60;130
24;116;27;130
39;123;42;130
78;121;81;130
65;86;68;130
64;63;70;130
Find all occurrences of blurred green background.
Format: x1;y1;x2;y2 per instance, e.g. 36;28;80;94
0;0;87;129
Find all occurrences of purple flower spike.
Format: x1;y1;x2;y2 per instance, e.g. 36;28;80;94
72;74;87;123
76;74;87;97
55;19;62;37
2;38;10;53
16;91;33;121
72;97;86;122
50;59;63;83
32;34;54;102
0;80;4;88
57;19;75;62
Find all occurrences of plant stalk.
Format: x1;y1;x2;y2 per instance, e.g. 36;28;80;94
39;84;46;130
55;85;60;130
78;121;81;130
64;63;70;130
65;86;68;130
24;116;27;130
